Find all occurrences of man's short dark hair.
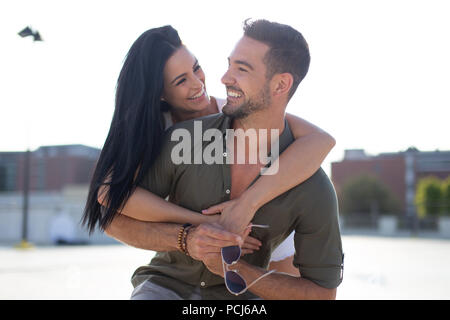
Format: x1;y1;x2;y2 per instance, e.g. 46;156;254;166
243;19;310;100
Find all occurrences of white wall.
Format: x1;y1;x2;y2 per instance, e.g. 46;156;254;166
0;186;117;245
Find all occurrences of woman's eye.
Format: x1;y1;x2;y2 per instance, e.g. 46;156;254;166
238;68;247;72
194;65;201;72
176;79;186;86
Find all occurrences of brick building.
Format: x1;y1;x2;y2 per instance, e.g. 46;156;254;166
0;144;100;192
331;148;450;216
0;145;118;245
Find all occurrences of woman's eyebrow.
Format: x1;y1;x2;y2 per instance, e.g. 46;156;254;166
170;59;199;85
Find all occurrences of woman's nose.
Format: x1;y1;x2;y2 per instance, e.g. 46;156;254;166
192;75;204;90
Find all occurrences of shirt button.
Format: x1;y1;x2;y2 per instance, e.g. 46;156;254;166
200;281;206;287
223;152;227;157
225;189;230;194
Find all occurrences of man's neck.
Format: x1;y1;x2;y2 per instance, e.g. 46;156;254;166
228;108;285;169
232;108;285;142
227;108;285;200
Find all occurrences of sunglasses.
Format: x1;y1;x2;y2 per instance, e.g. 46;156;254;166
221;224;276;296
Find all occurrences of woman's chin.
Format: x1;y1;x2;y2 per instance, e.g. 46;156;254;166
186;95;210;111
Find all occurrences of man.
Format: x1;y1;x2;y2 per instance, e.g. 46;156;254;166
105;19;344;300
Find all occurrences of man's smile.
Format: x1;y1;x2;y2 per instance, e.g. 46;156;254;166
226;87;243;103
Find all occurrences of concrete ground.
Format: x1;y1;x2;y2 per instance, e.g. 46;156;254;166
1;234;449;300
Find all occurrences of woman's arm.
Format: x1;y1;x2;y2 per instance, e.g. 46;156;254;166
97;185;216;226
246;113;336;208
98;186;261;253
204;113;336;234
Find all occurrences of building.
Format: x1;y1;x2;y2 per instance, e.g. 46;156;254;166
0;144;100;192
331;148;450;217
0;144;113;245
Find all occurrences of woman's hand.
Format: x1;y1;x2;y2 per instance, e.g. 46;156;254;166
202;197;258;236
200;212;221;225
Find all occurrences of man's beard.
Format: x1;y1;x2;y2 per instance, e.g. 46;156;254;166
222;82;271;119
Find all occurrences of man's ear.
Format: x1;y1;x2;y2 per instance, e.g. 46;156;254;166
272;73;293;97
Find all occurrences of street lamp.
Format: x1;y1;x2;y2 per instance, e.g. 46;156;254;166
15;26;43;249
18;26;43;42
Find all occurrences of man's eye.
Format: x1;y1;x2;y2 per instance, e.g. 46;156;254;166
238;68;247;72
194;65;201;72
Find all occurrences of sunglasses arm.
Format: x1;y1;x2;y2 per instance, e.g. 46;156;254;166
235;269;277;296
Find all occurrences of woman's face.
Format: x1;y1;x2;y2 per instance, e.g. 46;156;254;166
162;46;210;113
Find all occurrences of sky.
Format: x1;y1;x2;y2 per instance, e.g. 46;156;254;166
1;0;450;175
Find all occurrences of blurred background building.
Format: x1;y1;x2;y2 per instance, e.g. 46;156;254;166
332;147;450;212
0;144;100;192
1;144;450;245
0;144;116;245
332;147;450;232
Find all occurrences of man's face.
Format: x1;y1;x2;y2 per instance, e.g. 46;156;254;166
221;36;272;119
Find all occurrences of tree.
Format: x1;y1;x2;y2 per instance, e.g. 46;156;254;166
442;176;450;216
415;176;443;218
339;174;401;216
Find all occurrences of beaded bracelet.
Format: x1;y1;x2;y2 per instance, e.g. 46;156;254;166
182;225;194;256
177;223;192;254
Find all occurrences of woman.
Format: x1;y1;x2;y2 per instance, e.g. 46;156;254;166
82;26;335;276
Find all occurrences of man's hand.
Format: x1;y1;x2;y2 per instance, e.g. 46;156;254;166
241;228;262;255
202;230;262;277
185;223;261;276
202;252;224;276
185;223;242;261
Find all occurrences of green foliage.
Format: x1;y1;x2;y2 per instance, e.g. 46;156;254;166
442;177;450;216
415;176;444;218
339;174;401;216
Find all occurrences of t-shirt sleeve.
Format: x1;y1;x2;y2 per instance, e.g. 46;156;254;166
138;129;177;198
293;171;344;289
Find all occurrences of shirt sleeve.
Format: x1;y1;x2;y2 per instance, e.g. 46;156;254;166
138;129;177;198
293;170;344;289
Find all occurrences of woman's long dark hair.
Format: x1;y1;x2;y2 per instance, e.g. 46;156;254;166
82;26;182;234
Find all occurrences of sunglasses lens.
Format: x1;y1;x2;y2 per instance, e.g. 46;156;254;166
225;271;246;294
221;245;241;265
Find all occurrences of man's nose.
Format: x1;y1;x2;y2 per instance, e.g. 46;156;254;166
221;69;234;86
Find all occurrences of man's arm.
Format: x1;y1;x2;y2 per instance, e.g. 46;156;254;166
105;214;244;254
104;214;180;251
201;252;335;300
228;260;335;300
